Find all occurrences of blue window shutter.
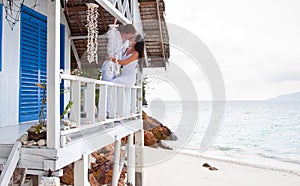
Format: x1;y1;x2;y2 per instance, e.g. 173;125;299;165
0;4;3;72
60;24;65;115
19;6;47;123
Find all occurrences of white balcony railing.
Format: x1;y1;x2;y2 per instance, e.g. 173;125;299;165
59;74;142;145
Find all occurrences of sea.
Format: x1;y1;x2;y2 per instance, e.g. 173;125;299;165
144;101;300;169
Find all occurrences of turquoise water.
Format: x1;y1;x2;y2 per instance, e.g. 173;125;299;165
145;101;300;165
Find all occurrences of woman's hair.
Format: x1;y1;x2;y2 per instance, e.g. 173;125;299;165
134;34;145;58
118;24;136;34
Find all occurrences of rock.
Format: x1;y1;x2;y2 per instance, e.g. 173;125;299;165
142;111;177;149
143;112;163;130
37;139;46;146
202;163;211;168
19;134;28;144
28;130;46;141
143;111;177;140
41;126;47;132
89;174;100;186
12;168;26;185
90;151;127;186
209;167;218;171
151;126;172;140
142;111;148;120
61;119;71;126
27;140;37;146
144;130;157;146
166;133;178;140
60;164;74;185
40;177;60;185
202;163;218;171
157;141;173;150
27;126;37;133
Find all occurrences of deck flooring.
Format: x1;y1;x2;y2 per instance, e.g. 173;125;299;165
0;123;32;145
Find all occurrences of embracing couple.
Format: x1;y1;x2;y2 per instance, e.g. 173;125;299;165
101;24;144;87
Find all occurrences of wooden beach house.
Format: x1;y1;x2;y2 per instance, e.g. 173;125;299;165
0;0;169;185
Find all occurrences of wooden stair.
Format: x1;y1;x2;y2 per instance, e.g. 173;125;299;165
0;141;22;186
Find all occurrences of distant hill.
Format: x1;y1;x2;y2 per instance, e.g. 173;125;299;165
268;91;300;101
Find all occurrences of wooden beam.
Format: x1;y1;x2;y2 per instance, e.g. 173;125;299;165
0;142;21;186
70;40;82;70
64;5;87;12
139;1;157;6
70;0;84;34
98;6;108;32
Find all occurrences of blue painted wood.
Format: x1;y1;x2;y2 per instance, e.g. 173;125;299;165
60;24;65;115
0;4;3;72
19;6;47;123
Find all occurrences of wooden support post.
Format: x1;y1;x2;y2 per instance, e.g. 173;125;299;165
127;133;135;185
47;0;61;149
99;84;107;121
74;154;90;186
132;0;143;34
112;138;121;186
86;83;96;123
71;40;82;70
70;80;81;126
135;129;144;186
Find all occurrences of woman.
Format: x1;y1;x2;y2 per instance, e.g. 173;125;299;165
104;34;144;118
110;34;144;86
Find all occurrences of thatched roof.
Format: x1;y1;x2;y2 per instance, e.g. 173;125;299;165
61;0;169;70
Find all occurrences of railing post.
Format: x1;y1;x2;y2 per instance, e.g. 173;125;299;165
136;88;142;114
83;87;87;114
99;84;108;121
109;86;117;119
117;87;125;118
86;83;96;123
131;88;137;114
124;87;131;117
70;80;81;126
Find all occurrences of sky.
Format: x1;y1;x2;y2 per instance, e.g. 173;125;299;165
145;0;300;101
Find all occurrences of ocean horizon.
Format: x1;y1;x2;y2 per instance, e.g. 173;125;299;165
144;100;300;167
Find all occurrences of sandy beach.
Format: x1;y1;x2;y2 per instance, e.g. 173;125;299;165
144;147;300;186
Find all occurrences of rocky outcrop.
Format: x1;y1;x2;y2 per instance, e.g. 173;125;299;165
60;145;127;186
60;164;74;185
144;130;158;146
143;111;178;150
